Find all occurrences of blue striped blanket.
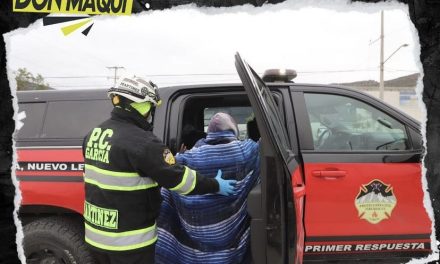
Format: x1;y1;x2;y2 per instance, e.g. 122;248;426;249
156;131;260;264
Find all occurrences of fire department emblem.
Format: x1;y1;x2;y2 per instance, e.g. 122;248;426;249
163;149;176;165
355;180;397;224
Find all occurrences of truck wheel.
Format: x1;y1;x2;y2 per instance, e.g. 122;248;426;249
23;217;95;264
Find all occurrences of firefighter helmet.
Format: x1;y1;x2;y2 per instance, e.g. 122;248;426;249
108;75;161;106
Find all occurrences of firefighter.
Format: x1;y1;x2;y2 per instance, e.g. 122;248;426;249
82;75;237;264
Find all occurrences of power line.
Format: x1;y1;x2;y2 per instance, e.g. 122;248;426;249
31;67;418;87
42;73;239;79
49;84;111;87
44;76;109;79
40;69;381;79
298;69;378;74
384;67;419;73
50;85;110;88
158;79;240;85
50;86;110;89
144;73;238;77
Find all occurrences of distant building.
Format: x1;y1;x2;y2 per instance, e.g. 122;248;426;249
334;73;423;121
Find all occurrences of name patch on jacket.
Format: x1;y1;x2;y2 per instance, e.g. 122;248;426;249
85;128;113;164
84;201;118;229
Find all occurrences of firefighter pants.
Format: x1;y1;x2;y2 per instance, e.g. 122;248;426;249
91;245;155;264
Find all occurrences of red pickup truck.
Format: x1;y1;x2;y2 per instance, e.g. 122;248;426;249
16;54;432;263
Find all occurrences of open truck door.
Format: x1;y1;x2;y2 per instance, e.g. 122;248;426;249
235;53;305;264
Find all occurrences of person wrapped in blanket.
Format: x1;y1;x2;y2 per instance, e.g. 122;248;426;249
156;112;260;264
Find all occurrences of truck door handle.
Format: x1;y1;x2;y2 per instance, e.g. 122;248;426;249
312;170;346;178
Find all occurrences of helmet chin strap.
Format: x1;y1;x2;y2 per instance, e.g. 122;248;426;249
146;111;153;124
146;105;157;126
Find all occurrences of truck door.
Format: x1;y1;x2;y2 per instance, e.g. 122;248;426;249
235;53;305;264
294;90;432;262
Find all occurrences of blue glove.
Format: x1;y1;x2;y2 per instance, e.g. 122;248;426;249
215;169;237;196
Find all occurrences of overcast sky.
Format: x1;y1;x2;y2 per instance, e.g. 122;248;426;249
4;0;420;90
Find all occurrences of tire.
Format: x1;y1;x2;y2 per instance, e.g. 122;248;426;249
23;216;95;264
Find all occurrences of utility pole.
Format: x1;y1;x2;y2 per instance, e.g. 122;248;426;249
379;10;385;100
377;11;408;100
107;66;125;86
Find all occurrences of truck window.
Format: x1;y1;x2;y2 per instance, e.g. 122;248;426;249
16;103;46;139
41;100;112;139
204;106;254;140
304;93;409;151
174;93;256;151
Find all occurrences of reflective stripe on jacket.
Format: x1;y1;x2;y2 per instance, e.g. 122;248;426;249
85;222;158;251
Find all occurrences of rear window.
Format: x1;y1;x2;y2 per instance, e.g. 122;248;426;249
16;103;46;139
41;100;112;139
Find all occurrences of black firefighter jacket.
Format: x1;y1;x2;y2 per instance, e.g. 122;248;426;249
82;106;219;253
